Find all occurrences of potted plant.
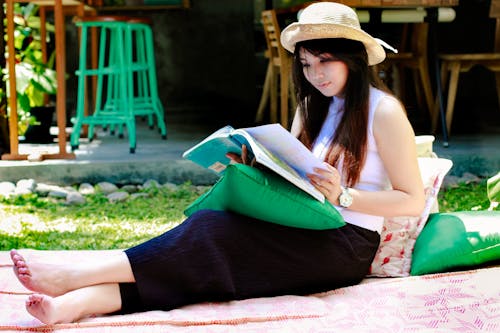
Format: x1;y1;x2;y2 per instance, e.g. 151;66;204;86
1;2;57;143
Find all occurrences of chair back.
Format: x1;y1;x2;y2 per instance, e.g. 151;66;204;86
411;23;429;57
261;10;289;67
490;0;500;18
490;0;500;52
396;22;429;57
259;9;296;128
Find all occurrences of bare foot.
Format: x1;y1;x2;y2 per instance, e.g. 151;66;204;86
10;249;71;297
26;284;122;325
26;294;81;325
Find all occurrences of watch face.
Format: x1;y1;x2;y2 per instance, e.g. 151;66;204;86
340;189;353;207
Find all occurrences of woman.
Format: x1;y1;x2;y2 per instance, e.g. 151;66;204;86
11;2;424;324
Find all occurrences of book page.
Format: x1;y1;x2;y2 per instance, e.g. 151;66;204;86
182;123;327;202
233;124;326;202
241;124;326;177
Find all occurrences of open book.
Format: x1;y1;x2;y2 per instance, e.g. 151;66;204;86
182;123;326;202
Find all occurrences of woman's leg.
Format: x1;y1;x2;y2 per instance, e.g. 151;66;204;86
26;283;122;324
122;210;380;313
10;249;135;297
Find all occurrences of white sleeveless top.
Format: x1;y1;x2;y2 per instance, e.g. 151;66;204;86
312;87;392;234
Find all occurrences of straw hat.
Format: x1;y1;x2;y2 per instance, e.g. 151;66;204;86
280;2;386;65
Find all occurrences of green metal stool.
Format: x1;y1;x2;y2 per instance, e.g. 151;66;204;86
72;16;168;153
103;18;167;139
72;16;137;153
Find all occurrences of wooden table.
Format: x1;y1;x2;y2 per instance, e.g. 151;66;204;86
2;0;94;161
276;0;459;145
277;1;458;15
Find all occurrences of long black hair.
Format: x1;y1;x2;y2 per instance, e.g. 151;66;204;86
293;38;389;186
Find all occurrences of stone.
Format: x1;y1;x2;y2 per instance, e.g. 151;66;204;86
96;182;119;194
36;183;65;196
441;175;460;189
143;179;160;189
163;182;179;191
130;192;150;200
107;191;129;203
460;172;482;184
79;183;95;195
16;179;37;192
66;192;86;205
121;185;139;193
195;185;210;193
49;189;69;199
0;182;16;197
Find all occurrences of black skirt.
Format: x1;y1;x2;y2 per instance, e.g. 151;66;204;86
119;209;380;314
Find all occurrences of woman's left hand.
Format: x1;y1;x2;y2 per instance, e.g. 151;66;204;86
307;163;342;205
226;144;257;166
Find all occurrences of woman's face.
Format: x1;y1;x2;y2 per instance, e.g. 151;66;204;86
299;48;348;97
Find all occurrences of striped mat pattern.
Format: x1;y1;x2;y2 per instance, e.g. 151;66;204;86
1;250;499;332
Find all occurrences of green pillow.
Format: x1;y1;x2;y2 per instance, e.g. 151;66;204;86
411;211;500;275
184;164;345;230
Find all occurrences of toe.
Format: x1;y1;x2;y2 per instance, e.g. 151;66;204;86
13;253;24;262
10;250;24;262
19;273;30;281
26;295;37;307
28;294;43;305
18;267;30;275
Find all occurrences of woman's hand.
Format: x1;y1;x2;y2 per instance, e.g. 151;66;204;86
307;163;342;205
225;144;257;166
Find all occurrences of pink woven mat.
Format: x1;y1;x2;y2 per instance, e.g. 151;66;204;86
1;250;499;332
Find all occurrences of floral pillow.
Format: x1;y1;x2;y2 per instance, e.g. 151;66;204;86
368;157;453;277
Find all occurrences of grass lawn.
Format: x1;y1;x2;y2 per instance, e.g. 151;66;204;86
0;180;493;251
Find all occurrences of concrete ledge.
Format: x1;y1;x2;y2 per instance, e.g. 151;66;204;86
432;154;500;177
1;121;498;185
0;159;219;186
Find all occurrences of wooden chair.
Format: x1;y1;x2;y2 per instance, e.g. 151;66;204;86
378;23;435;123
437;0;500;135
255;9;296;129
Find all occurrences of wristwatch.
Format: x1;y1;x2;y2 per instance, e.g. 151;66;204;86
339;186;353;208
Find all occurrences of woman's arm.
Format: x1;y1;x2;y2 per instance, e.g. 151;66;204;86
308;96;425;217
348;96;425;217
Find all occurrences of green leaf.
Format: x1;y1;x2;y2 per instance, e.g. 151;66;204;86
31;70;57;94
17;93;31;113
26;16;55;34
26;84;45;106
14;63;34;93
